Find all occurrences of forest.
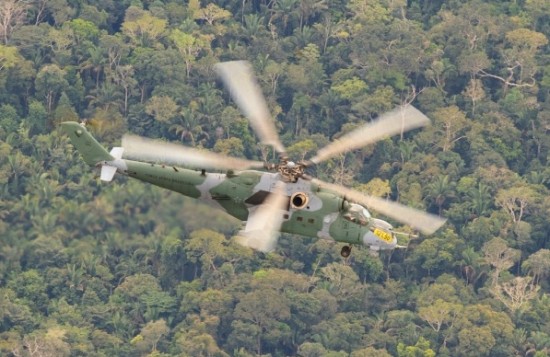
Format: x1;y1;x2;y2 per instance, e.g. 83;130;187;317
0;0;549;356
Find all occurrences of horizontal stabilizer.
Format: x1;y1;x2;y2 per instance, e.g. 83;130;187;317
100;165;117;182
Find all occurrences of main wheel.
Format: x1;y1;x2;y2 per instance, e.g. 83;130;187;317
340;245;351;258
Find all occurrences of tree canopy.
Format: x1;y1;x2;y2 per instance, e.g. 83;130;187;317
0;0;549;356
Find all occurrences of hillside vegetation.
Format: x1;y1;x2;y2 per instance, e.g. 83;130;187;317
0;0;549;356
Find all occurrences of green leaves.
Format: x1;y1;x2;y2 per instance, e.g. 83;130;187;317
0;1;548;356
122;8;167;47
331;77;368;100
0;45;20;71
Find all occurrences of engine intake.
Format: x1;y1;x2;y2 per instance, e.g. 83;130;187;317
290;192;309;209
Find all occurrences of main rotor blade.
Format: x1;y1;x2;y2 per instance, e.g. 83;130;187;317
214;61;286;155
311;178;446;235
310;105;430;165
122;134;264;170
236;183;288;252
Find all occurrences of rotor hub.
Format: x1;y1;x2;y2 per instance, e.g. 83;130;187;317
277;159;305;182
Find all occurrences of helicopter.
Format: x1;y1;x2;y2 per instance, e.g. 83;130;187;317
61;61;446;257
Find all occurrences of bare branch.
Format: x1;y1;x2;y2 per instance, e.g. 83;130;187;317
0;0;30;44
478;67;536;89
491;277;540;313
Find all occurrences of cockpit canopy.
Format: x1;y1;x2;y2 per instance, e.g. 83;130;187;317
343;203;371;226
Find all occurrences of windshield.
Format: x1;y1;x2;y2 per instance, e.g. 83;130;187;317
343;203;371;226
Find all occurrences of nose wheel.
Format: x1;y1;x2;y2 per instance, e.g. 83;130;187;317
340;245;352;258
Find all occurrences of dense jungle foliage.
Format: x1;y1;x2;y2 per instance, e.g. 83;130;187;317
0;0;549;356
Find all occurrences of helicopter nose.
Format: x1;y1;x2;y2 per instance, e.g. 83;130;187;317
362;229;397;250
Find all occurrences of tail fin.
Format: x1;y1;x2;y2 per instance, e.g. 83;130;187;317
60;122;114;166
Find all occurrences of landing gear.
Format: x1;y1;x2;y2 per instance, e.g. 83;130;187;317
340;245;352;258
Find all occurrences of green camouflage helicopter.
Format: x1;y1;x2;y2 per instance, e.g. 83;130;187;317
62;61;446;257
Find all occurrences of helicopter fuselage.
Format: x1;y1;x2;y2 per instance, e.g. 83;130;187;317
61;121;397;252
118;159;396;250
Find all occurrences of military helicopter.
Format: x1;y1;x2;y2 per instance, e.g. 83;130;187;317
61;61;446;257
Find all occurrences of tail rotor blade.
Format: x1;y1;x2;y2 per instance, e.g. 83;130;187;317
122;134;265;170
215;61;286;156
310;105;430;165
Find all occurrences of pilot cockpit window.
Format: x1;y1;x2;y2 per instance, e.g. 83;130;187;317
343;203;371;226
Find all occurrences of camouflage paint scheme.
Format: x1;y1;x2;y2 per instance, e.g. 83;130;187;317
61;122;397;251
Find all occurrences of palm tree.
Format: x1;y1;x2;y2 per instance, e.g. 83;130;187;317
459;246;488;287
66;263;84;291
79;45;106;88
86;81;123;112
290;26;314;48
7;153;32;193
317;89;343;133
398;140;417;165
467;182;491;217
243;14;265;39
111;64;137;116
269;0;299;35
169;107;202;145
298;0;327;29
196;83;224;129
424;175;455;215
30;211;59;239
522;249;550;285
